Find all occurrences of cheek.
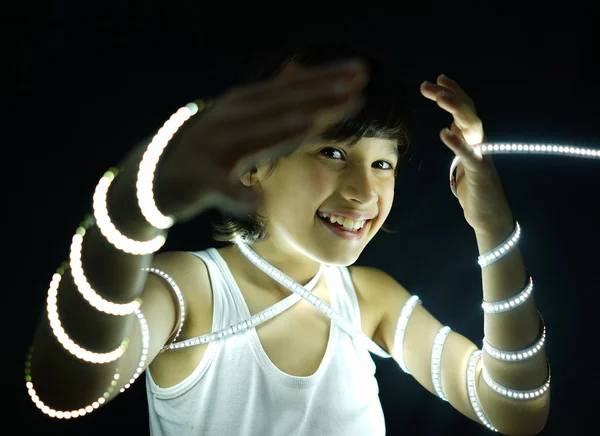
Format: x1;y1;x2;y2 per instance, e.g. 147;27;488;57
378;185;395;217
266;165;331;210
284;164;330;196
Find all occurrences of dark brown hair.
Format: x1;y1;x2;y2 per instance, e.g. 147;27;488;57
212;42;415;244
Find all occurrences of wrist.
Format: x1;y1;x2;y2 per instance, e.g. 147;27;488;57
474;217;515;253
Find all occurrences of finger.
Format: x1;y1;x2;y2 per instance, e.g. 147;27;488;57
437;74;467;96
435;90;482;135
232;59;368;103
214;72;365;140
436;74;476;111
419;80;443;101
203;173;264;218
209;95;359;174
440;128;483;173
211;111;314;171
247;77;363;120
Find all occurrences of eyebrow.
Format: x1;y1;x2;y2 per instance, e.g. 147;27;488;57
346;141;400;159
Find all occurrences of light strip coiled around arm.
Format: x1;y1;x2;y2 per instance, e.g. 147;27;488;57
69;215;141;316
393;295;421;374
431;326;451;401
120;309;150;391
25;347;120;419
481;361;551;400
466;350;498;432
136;100;208;230
477;221;521;268
93;168;167;255
481;271;533;313
483;311;546;362
47;264;129;364
24;307;150;419
483;326;545;362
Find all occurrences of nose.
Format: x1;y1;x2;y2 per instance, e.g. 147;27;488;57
339;167;378;205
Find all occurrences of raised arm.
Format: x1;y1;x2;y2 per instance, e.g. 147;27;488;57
25;59;369;418
361;74;550;435
364;222;549;435
27;139;188;414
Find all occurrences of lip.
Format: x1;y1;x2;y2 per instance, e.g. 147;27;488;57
317;214;370;240
318;210;377;221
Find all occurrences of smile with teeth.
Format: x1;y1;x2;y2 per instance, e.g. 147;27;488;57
317;212;367;232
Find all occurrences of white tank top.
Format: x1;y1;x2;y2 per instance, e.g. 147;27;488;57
145;247;385;435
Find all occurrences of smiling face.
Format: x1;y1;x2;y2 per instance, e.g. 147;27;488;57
244;137;398;266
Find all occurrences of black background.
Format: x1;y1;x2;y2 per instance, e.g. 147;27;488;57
6;4;600;435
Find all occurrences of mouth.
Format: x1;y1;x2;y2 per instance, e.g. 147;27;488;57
316;213;371;240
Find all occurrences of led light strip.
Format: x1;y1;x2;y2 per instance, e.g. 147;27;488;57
47;269;129;364
143;267;186;350
136;100;207;230
24;308;149;418
93;168;166;255
450;143;599;199
168;267;320;350
431;326;452;401
481;364;551;400
393;295;421;374
482;273;533;313
70;215;141;316
483;324;546;362
234;237;393;358
477;222;521;268
466;350;498;432
121;309;150;391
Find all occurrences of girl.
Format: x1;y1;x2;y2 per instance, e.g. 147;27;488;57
27;44;550;435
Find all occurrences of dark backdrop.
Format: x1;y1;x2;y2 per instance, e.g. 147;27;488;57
7;4;599;436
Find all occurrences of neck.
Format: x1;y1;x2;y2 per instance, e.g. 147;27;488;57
231;237;323;296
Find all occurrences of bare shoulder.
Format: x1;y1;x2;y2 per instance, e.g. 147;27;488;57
348;265;412;345
151;250;210;292
149;250;214;327
348;265;410;300
146;250;215;387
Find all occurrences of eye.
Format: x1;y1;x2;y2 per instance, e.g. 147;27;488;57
319;147;344;159
319;147;396;171
374;160;395;171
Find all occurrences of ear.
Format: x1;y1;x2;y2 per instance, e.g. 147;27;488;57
240;166;258;187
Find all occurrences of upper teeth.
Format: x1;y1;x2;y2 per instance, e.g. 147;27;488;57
318;212;367;231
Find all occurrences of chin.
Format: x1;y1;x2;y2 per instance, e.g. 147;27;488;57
311;242;367;267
